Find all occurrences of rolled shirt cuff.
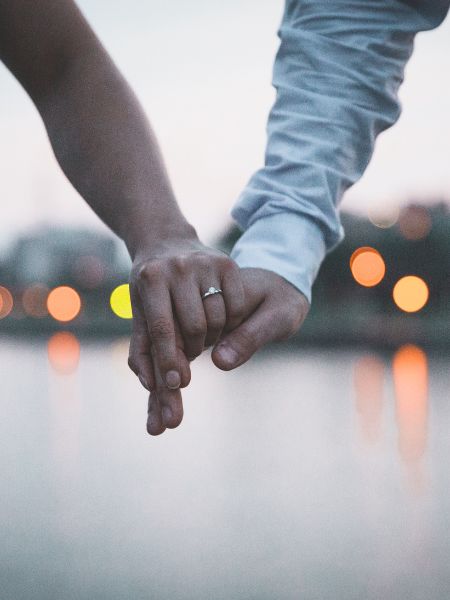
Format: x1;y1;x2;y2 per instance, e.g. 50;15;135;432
229;211;329;305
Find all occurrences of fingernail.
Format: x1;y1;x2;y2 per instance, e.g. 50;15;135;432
165;370;180;389
217;345;238;367
138;374;150;390
162;406;172;424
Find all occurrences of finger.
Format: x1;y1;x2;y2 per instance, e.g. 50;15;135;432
137;274;181;390
173;317;192;388
201;280;227;348
171;278;207;360
211;300;285;371
128;298;156;391
178;347;191;388
151;352;184;429
147;389;166;436
220;261;246;333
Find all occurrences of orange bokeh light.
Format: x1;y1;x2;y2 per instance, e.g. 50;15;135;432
393;276;429;313
48;332;80;374
0;286;14;319
47;286;82;322
350;247;386;287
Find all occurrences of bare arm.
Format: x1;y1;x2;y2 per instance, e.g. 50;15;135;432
0;0;246;434
0;0;193;254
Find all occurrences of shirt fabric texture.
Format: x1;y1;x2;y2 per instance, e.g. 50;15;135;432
229;0;450;304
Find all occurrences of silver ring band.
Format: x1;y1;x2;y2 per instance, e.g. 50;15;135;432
201;286;223;300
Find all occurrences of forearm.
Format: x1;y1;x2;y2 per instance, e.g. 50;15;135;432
36;49;196;258
231;0;449;303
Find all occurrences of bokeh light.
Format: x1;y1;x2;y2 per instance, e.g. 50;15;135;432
110;284;132;319
368;205;400;229
0;286;14;319
393;276;429;313
47;286;82;322
350;247;386;287
22;284;49;318
48;332;80;374
398;205;432;241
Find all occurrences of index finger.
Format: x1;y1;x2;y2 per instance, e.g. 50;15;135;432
137;276;181;390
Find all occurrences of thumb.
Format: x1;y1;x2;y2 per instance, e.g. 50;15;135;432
211;300;281;371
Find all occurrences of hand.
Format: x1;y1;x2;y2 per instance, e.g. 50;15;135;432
211;267;310;371
127;234;246;434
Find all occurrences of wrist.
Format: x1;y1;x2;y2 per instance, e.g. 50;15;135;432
127;220;200;262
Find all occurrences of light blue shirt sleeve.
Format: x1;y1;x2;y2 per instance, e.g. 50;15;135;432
229;0;449;304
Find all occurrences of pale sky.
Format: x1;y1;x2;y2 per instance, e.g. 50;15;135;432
0;0;449;249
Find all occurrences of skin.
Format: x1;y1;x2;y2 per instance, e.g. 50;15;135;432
0;0;309;435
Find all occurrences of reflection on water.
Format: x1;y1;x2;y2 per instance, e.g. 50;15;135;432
48;331;80;374
353;354;385;445
353;345;429;494
47;342;82;539
393;344;428;492
1;339;449;600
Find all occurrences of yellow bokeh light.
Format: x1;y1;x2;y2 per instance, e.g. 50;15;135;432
48;332;80;374
350;247;386;287
0;286;14;319
47;286;82;322
393;276;429;313
110;284;132;319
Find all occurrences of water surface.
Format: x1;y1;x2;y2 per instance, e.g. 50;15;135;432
1;338;449;600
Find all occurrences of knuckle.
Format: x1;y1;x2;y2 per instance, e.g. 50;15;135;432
149;316;174;339
172;255;190;274
136;261;162;285
220;256;237;273
194;254;211;273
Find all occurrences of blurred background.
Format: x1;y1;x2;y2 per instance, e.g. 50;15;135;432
1;1;449;599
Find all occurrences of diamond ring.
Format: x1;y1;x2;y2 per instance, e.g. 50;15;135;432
201;286;223;300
